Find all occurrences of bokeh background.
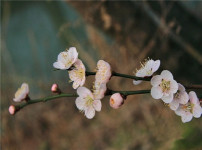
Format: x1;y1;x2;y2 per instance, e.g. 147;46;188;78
1;1;202;150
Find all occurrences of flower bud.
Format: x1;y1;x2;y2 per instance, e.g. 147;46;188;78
109;93;125;109
9;105;16;115
51;84;61;94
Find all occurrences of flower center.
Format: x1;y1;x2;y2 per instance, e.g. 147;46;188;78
174;90;180;99
75;68;85;79
110;98;115;105
160;79;170;92
85;95;94;106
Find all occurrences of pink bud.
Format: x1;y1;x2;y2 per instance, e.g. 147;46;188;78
51;84;59;93
9;105;15;115
109;93;124;109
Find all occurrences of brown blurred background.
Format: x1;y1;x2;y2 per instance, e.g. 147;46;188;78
1;1;202;150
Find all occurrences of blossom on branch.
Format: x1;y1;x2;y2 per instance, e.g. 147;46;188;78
169;83;189;110
109;93;125;109
76;87;101;119
93;82;107;100
151;70;178;103
13;83;29;102
133;59;160;85
95;60;111;84
69;59;86;89
175;91;202;123
53;47;78;70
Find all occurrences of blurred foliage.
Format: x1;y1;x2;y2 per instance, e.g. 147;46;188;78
1;1;202;150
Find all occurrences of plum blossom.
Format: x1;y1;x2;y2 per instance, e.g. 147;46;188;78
69;59;86;89
53;47;78;70
13;83;29;102
109;93;124;109
93;82;107;100
133;59;160;85
175;91;202;123
151;70;178;103
95;60;111;84
169;83;189;110
9;105;15;115
75;87;101;119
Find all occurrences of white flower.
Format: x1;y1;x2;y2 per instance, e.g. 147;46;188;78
53;47;78;70
169;83;189;110
68;59;86;89
95;60;111;84
13;83;29;102
93;82;107;100
133;59;160;85
151;70;178;103
175;91;202;123
76;87;101;119
109;93;124;109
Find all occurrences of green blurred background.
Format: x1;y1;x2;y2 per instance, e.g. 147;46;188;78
1;1;202;150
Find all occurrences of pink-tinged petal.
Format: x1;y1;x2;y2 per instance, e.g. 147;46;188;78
170;100;180;110
162;93;173;103
53;62;65;69
181;112;193;123
85;107;95;119
77;87;93;98
58;51;68;63
73;80;80;89
136;69;146;77
179;92;189;104
170;80;178;94
152;60;160;72
193;105;202;118
109;93;124;109
93;100;102;112
133;80;142;85
68;47;78;63
80;76;86;87
75;97;85;110
161;70;173;80
151;75;162;87
178;83;185;92
68;70;77;81
145;60;154;69
175;107;184;116
189;91;199;105
151;86;163;99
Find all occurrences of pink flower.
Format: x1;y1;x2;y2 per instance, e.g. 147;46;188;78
68;59;86;89
151;70;178;103
109;93;124;109
9;105;15;115
75;87;101;119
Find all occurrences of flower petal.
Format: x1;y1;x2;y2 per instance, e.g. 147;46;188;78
161;70;173;80
68;47;78;64
151;86;163;99
170;100;179;110
152;60;160;72
133;80;142;85
189;91;199;105
53;62;65;69
178;83;185;92
181;112;193;123
77;87;93;98
75;97;85;110
169;80;178;94
162;93;173;103
93;100;102;112
151;75;162;87
179;91;189;104
73;79;80;89
193;105;202;118
85;106;95;119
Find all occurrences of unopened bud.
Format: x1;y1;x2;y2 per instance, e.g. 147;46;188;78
109;93;125;109
9;105;16;115
51;83;61;94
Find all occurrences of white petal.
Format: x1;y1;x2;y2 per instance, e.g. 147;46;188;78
93;100;102;112
178;83;185;92
151;86;163;99
169;100;180;110
193;105;202;118
152;60;160;72
151;75;162;87
133;80;142;85
68;47;78;64
161;70;173;80
85;107;95;119
77;87;93;98
162;93;173;103
53;62;65;69
169;80;178;94
73;80;80;89
179;92;189;104
58;51;68;63
181;112;193;123
75;97;85;110
189;91;199;105
68;70;77;81
175;107;183;116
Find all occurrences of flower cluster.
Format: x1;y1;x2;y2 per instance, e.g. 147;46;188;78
150;70;202;123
